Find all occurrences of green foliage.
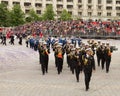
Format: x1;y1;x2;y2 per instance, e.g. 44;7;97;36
10;4;25;26
0;3;10;27
60;9;72;21
42;5;55;20
26;9;41;22
25;16;33;23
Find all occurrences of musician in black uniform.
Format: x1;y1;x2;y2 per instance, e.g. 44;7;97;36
104;43;112;73
101;43;106;70
96;41;102;66
38;41;43;64
74;47;83;82
40;42;50;75
83;48;95;91
53;42;59;67
66;43;74;68
56;44;64;74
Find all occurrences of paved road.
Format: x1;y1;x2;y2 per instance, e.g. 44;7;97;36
0;39;120;96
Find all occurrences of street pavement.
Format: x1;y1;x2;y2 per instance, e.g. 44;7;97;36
0;39;120;96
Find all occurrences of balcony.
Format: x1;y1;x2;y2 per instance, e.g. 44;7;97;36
97;4;103;6
57;0;63;3
106;4;112;6
67;0;73;5
78;9;83;12
78;12;82;16
97;9;103;12
116;10;120;12
36;7;42;10
46;0;52;4
67;8;73;11
87;8;93;12
87;3;93;6
57;8;63;11
78;2;82;5
35;0;42;3
24;6;31;9
57;1;63;4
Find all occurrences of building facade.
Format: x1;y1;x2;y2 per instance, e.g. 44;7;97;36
0;0;120;20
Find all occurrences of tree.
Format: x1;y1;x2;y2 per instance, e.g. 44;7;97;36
0;3;10;27
26;9;41;22
60;9;72;21
42;5;55;20
10;4;25;26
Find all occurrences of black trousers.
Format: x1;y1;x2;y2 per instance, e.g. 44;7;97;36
75;66;81;82
97;56;101;66
106;58;111;72
71;62;75;74
84;71;92;90
41;63;45;75
57;58;63;74
101;57;105;69
41;59;48;75
67;56;70;67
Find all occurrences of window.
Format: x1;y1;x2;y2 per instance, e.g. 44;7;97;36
13;2;20;5
46;0;52;1
36;10;41;14
68;11;72;15
98;12;101;16
57;11;62;15
78;12;82;16
106;7;112;10
46;4;51;7
107;13;111;16
116;1;120;4
88;6;92;9
98;0;101;4
78;0;82;3
88;0;92;3
106;0;112;4
78;5;82;9
57;4;63;9
67;5;73;9
1;1;8;5
24;2;31;6
98;6;102;10
57;0;63;2
25;10;30;13
116;7;120;10
116;13;120;16
35;3;42;7
88;12;92;16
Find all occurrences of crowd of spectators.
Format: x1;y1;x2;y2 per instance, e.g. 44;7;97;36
1;19;120;38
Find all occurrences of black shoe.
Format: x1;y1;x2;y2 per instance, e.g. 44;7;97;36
106;71;109;73
77;80;79;82
86;88;88;91
88;86;89;89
